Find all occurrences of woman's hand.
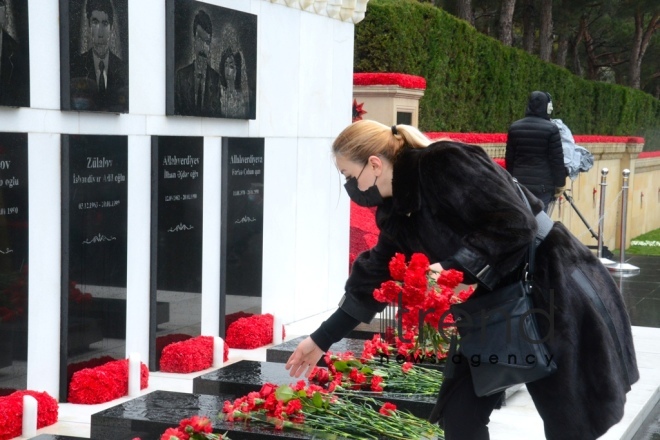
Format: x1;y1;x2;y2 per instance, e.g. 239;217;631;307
285;336;324;378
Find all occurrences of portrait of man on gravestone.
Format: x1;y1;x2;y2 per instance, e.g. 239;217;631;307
174;9;221;117
166;0;257;119
0;0;30;107
65;0;128;113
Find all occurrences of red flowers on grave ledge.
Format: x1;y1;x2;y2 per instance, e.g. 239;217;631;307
160;335;228;373
68;358;149;404
0;390;58;440
225;313;285;349
353;73;427;90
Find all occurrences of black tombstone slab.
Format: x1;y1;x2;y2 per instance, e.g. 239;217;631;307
59;0;129;113
61;134;128;401
165;0;257;119
266;336;446;373
266;336;366;366
0;1;30;107
0;133;28;391
192;360;437;419
219;137;264;337
91;390;310;440
149;136;204;370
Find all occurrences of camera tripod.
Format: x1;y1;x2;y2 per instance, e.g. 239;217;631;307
547;190;614;259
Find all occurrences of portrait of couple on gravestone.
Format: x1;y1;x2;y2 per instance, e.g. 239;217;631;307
167;0;257;120
62;0;128;113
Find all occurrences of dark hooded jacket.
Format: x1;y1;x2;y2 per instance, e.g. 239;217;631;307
318;141;638;439
506;91;566;196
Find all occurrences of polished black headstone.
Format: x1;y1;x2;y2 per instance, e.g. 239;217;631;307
192;360;437;419
0;133;28;390
266;336;366;366
267;336;445;373
0;1;30;107
62;135;128;288
61;134;128;401
166;0;257;119
219;138;264;335
60;0;129;113
91;390;310;439
151;136;203;293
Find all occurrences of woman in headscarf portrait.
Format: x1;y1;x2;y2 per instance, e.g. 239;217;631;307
218;24;249;119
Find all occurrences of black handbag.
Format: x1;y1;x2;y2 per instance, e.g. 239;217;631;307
448;183;557;397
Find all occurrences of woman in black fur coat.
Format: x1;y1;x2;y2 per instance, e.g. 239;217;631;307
285;120;638;440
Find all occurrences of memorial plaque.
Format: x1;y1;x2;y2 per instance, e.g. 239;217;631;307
150;136;203;370
0;1;30;107
166;0;257;119
152;136;203;292
60;0;129;113
0;133;28;392
61;134;127;401
91;390;310;439
220;138;264;336
192;360;438;419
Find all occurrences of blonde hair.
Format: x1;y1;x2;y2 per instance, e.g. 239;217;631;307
332;120;432;163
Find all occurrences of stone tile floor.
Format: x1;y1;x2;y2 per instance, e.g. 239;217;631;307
20;256;660;440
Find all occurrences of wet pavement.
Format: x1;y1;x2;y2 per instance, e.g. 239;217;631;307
615;255;660;440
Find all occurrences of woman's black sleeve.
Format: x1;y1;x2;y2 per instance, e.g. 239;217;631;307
309;308;361;352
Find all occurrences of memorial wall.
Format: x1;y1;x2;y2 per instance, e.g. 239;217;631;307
0;0;355;400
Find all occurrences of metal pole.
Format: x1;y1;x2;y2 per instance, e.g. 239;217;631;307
608;169;640;277
597;168;614;266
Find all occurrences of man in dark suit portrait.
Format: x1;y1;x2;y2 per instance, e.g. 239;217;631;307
0;0;29;107
70;0;128;112
174;9;220;117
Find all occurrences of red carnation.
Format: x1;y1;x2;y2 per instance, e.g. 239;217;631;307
379;402;397;416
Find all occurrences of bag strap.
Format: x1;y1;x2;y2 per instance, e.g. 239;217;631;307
513;180;537;279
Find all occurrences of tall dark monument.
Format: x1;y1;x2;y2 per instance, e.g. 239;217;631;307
150;136;203;370
220;137;264;337
0;133;28;391
60;134;128;401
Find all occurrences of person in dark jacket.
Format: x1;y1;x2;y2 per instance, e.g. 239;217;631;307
506;91;566;211
286;120;638;440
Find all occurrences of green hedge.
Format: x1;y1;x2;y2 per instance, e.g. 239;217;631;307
355;0;660;149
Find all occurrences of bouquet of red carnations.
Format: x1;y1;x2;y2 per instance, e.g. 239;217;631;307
221;381;444;439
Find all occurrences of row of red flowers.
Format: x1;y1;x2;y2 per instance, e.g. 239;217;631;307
425;132;645;144
0;390;58;440
68;358;149;404
160;335;229;373
225;313;285;350
353;72;427;90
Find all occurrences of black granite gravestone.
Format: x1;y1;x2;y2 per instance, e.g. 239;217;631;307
149;136;203;370
61;134;128;401
0;1;30;107
91;390;310;439
266;336;446;373
0;133;28;390
165;0;257;119
192;360;438;419
151;136;203;293
219;138;264;336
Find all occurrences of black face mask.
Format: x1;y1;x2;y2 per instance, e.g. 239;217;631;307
343;163;384;207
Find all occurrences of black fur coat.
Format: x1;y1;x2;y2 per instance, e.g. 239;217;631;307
343;141;639;439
